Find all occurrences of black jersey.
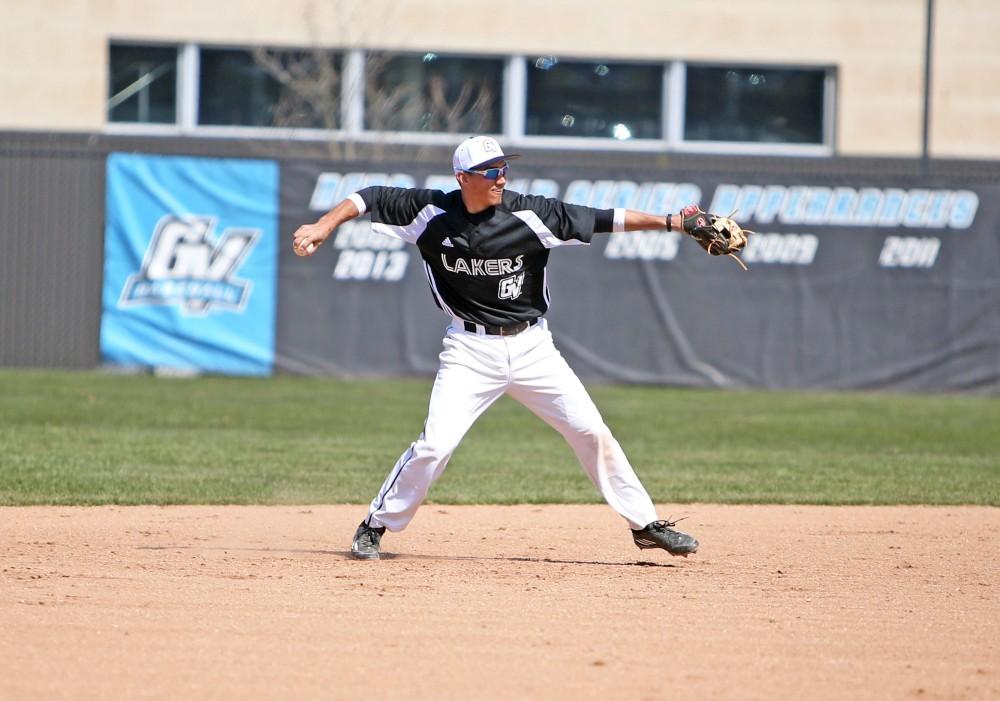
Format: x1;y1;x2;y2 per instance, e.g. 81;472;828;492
352;186;616;327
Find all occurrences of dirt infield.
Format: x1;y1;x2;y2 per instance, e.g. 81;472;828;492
1;505;996;700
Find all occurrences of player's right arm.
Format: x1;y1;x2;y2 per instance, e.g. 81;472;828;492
292;197;361;256
292;186;443;256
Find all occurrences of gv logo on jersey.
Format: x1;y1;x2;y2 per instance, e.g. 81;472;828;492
119;215;260;315
498;272;525;300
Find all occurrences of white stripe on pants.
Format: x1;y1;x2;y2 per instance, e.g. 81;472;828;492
365;320;659;531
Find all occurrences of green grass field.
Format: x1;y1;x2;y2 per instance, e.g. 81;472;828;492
1;370;997;506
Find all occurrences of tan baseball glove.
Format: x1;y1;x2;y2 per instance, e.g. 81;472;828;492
680;204;753;271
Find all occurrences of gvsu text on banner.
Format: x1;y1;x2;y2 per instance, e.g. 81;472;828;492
101;153;278;375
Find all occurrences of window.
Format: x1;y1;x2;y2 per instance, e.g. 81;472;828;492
105;41;835;153
198;48;342;129
108;44;178;124
364;53;503;133
684;66;827;144
526;59;662;140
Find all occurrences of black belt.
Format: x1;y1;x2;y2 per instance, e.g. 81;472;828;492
463;319;539;336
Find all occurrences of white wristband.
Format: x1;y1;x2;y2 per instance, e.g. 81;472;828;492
612;208;626;233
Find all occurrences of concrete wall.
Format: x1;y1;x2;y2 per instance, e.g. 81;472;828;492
1;0;997;158
933;0;1000;159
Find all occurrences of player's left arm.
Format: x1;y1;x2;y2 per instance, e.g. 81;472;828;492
517;196;691;243
607;208;752;269
548;201;751;268
612;210;687;233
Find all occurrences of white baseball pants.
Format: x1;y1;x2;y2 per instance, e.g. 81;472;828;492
364;319;660;532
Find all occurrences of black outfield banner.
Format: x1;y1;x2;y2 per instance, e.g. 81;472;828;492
277;159;999;392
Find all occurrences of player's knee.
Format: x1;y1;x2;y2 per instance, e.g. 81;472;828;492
414;436;459;463
576;420;613;446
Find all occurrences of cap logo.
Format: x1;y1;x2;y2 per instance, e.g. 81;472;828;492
454;136;519;173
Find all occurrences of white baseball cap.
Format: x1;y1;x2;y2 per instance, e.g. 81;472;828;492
452;136;520;173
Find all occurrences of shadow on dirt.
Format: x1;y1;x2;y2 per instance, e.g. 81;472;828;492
389;552;680;568
137;545;680;567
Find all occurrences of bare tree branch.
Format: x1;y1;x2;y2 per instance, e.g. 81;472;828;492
250;46;341;132
248;4;498;161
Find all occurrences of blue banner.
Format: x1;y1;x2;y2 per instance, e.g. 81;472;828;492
101;153;278;375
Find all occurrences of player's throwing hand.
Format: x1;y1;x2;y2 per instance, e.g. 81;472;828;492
292;198;363;256
291;222;327;256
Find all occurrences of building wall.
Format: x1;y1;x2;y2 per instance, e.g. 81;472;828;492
0;0;997;157
933;0;1000;159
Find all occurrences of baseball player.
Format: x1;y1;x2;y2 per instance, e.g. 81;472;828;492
293;136;717;561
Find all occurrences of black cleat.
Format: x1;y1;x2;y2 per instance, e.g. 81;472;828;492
632;519;699;557
351;521;386;560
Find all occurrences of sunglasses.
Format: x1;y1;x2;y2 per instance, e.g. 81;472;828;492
463;164;509;180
